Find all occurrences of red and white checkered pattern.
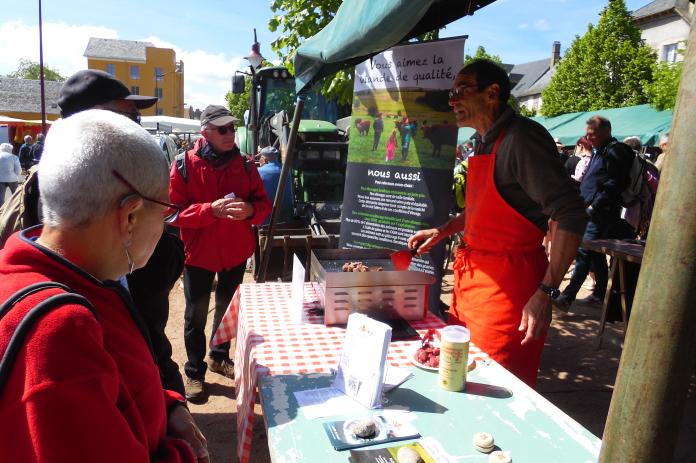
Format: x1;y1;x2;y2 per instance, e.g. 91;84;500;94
213;283;488;463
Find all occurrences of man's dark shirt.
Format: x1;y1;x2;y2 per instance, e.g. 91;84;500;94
471;105;587;235
18;143;32;169
373;117;384;133
579;138;633;213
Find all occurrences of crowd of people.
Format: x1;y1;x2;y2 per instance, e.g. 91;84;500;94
0;59;669;460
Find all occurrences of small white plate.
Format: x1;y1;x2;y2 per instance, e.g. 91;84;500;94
411;348;476;372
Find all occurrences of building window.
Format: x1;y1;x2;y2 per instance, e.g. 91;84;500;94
155;87;163;99
156;108;164;116
131;86;140;95
155;67;163;81
130;65;140;80
106;64;115;76
663;43;679;63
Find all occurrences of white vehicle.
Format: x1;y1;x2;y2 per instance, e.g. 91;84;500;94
152;133;179;166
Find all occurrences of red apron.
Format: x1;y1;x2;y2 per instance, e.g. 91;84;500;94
449;130;548;387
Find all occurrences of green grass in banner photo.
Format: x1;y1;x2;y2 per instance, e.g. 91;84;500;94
349;89;457;170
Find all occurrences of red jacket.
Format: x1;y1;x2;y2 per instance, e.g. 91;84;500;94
0;229;196;463
169;138;272;272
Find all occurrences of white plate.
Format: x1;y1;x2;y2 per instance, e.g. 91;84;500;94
411;347;476;372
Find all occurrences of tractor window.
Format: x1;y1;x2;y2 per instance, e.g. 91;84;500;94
261;77;338;123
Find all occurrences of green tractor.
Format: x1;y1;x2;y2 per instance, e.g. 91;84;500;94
232;66;349;280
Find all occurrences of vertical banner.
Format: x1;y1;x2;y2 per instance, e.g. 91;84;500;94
340;38;465;316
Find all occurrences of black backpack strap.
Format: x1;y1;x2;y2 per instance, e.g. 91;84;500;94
0;282;98;394
175;152;187;183
242;154;251;176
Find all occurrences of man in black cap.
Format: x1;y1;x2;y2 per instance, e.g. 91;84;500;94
169;105;271;403
3;69;187;396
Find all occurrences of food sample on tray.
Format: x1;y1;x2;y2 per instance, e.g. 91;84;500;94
341;261;384;272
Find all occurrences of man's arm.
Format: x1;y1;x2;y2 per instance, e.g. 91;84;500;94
407;212;466;255
519;228;582;344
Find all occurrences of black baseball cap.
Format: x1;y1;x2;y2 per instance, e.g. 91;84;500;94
57;69;158;117
200;105;238;127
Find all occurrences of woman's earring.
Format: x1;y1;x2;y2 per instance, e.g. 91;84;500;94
124;245;134;274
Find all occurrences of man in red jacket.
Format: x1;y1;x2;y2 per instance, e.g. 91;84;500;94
170;105;272;403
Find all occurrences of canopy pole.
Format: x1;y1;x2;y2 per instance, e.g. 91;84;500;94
599;14;696;463
38;0;47;135
257;97;305;283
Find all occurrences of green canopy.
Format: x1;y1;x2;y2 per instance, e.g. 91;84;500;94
531;104;673;147
293;0;495;93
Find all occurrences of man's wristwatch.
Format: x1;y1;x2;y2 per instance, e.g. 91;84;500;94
538;283;561;300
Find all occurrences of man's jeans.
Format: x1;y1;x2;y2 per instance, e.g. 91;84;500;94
183;263;245;379
0;182;18;206
562;215;615;301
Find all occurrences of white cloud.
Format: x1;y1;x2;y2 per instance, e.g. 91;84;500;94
519;23;529;29
534;19;551;31
0;21;244;112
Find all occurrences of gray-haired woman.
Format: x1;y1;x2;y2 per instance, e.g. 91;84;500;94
0;110;207;462
0;142;21;206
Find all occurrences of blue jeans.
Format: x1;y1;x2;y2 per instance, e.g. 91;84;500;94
562;215;614;301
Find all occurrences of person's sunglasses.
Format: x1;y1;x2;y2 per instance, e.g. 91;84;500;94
112;110;142;125
214;124;236;135
112;170;181;223
448;84;478;101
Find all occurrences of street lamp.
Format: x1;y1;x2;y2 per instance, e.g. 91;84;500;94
245;29;264;156
155;64;182;116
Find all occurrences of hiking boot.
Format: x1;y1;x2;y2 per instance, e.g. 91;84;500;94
184;377;207;404
577;294;603;305
209;358;235;379
552;294;573;312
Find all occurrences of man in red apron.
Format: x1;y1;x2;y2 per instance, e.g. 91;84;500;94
408;60;587;387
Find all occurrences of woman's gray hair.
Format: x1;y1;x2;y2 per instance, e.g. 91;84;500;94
39;109;169;228
0;143;12;154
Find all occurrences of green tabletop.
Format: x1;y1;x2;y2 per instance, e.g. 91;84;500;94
259;361;601;462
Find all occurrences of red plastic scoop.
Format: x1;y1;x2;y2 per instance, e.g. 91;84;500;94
390;247;418;271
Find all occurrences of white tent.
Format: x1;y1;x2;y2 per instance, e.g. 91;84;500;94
140;115;201;133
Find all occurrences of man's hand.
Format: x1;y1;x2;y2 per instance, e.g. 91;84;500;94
168;405;209;463
407;228;442;255
211;198;254;220
518;290;552;345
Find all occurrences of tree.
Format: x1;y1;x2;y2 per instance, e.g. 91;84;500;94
7;58;65;81
463;46;503;66
268;0;439;105
541;0;656;117
647;60;683;111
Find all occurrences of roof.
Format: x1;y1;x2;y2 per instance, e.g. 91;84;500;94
510;58;549;98
633;0;677;20
0;77;62;115
84;38;154;62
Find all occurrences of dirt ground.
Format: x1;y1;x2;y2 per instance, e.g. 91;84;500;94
166;266;696;463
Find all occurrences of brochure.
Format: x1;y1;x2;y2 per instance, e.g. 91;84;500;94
349;438;455;463
323;414;420;451
333;313;392;409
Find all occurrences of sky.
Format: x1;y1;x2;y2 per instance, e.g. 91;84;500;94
0;0;648;111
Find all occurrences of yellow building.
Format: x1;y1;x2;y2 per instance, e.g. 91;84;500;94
84;38;184;117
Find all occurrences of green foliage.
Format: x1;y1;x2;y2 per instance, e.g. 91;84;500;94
541;0;656;117
463;46;503;66
518;106;538;117
7;58;65;81
268;0;440;106
225;77;251;121
647;60;683;111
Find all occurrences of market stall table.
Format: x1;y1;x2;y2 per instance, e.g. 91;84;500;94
260;369;601;462
212;282;489;463
581;239;645;348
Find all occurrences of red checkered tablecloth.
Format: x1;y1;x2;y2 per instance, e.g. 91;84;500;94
212;282;488;463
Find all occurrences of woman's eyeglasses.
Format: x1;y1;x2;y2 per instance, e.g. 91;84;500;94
112;170;181;223
448;84;478;101
214;124;235;136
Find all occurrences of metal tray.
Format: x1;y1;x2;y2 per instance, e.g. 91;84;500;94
310;249;435;325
